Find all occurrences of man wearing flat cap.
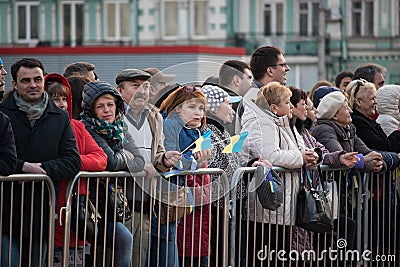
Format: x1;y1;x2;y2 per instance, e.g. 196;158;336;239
143;67;175;104
115;68;181;266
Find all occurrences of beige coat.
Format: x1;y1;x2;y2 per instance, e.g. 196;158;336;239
241;100;305;225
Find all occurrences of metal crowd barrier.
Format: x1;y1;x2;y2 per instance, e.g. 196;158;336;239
59;168;229;267
229;165;399;267
0;174;56;267
9;166;394;266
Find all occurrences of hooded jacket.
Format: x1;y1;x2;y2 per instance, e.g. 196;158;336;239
44;73;108;247
376;84;400;136
0;84;81;239
81;81;144;173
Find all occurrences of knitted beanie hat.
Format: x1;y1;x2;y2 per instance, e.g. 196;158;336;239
317;91;346;119
201;85;241;112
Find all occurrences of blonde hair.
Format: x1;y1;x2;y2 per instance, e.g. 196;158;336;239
255;82;292;109
347;79;376;109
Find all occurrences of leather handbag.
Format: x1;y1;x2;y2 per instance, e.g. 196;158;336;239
254;166;284;211
296;166;335;233
71;194;101;241
107;182;132;222
156;185;194;224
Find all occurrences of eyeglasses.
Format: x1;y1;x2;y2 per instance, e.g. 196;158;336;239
242;73;253;80
353;79;365;98
270;63;289;68
181;84;202;92
183;86;195;92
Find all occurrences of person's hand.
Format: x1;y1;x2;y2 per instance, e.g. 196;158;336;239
364;151;382;162
251;155;273;169
364;151;383;172
302;149;318;166
22;162;46;174
163;151;182;167
194;148;212;163
339;152;360;168
143;163;158;179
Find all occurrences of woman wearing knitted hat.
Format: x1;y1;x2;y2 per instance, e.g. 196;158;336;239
313;91;385;173
81;81;145;267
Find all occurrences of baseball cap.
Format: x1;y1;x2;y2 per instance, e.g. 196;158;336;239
115;69;151;85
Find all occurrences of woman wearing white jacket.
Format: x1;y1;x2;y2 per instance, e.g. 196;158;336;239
376;84;400;136
240;82;318;266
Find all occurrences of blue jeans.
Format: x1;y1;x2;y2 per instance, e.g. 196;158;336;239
1;234;48;267
96;221;133;267
148;234;179;267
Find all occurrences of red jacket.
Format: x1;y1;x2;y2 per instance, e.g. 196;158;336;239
45;73;108;247
177;162;211;257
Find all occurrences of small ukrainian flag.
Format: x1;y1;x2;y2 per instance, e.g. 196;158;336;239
192;130;213;153
222;131;248;153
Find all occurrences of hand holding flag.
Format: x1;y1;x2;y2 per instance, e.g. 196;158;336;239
181;130;212;154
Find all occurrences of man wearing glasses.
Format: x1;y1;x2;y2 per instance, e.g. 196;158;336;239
250;45;290;88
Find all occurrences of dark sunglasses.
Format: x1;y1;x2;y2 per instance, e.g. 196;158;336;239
353;80;365;98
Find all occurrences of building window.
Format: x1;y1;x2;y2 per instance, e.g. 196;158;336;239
164;1;178;36
192;0;208;36
104;0;130;40
264;3;284;36
352;0;374;36
16;2;39;42
61;1;84;46
299;2;319;36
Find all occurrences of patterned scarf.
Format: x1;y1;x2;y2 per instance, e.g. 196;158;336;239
81;112;126;143
14;91;49;126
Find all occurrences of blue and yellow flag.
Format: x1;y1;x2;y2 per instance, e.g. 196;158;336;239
263;166;276;192
222;131;248;153
163;160;183;178
192;130;212;153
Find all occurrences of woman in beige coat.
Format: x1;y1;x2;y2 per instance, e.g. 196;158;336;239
240;82;318;266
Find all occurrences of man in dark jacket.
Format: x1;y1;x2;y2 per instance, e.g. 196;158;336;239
0;57;81;266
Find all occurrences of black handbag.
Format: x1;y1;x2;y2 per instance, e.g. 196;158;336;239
254;166;284;211
107;181;132;222
71;194;101;241
296;166;334;233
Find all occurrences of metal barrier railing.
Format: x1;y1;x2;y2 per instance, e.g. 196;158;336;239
0;174;56;267
4;166;396;266
229;165;399;267
59;168;229;267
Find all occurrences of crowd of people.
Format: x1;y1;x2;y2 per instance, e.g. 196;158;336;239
0;45;399;267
